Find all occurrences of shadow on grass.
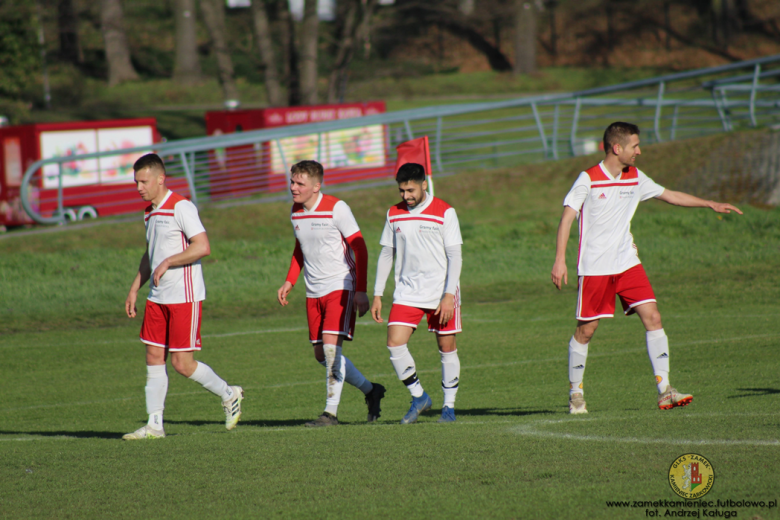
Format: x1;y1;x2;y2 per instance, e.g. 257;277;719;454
444;407;556;417
165;419;311;427
728;388;780;399
0;430;124;439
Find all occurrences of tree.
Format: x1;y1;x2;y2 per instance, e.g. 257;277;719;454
200;0;239;104
327;0;378;104
100;0;139;85
58;0;82;64
173;0;202;84
250;0;284;106
299;0;319;105
0;2;39;101
278;0;301;106
514;0;537;75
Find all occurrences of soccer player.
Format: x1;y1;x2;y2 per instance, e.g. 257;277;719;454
370;162;463;424
277;160;385;427
123;153;243;440
551;122;742;414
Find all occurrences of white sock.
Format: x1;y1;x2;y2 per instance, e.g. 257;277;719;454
344;357;373;395
388;344;423;398
569;336;588;397
323;344;346;416
189;362;233;401
646;328;670;393
440;350;460;409
145;364;167;428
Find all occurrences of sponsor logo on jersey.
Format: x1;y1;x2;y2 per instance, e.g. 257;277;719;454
295;225;300;231
669;454;714;499
418;224;437;234
619;189;635;199
395;226;402;233
598;193;607;200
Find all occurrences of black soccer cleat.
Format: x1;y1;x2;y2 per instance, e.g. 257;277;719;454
365;383;386;422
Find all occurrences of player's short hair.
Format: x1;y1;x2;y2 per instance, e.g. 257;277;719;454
290;160;324;184
603;122;640;154
396;163;426;184
133;153;166;175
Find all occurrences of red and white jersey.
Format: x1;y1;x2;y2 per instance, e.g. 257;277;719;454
291;193;361;298
563;161;665;276
379;195;463;309
144;190;207;304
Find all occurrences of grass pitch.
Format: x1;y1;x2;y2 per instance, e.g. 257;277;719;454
1;132;778;519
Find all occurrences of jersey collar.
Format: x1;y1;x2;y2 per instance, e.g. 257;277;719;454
152;189;172;210
407;192;433;214
303;192;323;213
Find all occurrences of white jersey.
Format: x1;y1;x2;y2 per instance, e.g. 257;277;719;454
144;190;207;304
291;192;361;298
563;161;665;276
379;194;463;309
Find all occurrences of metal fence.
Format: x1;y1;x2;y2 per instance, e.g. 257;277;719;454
21;54;780;225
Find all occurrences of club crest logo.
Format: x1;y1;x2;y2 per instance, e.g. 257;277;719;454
668;453;714;499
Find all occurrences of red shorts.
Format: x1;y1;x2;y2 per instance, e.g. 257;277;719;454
306;289;355;344
140;300;203;351
577;264;656;321
388;303;462;335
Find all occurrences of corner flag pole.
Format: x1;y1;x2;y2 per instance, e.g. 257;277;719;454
395;135;434;197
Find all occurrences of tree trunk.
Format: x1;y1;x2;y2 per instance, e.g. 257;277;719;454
200;0;239;104
513;0;536;76
100;0;139;85
251;0;284;106
299;0;319;106
173;0;202;84
278;0;300;106
327;0;360;104
58;0;82;64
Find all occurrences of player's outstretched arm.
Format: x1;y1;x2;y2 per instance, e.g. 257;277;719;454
152;232;211;287
552;206;578;290
126;252;151;318
656;190;743;214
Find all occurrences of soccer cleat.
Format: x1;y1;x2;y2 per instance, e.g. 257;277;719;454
400;392;432;424
222;386;244;430
658;386;693;410
365;382;386;422
569;393;588;415
305;412;339;427
122;425;165;440
437;406;456;423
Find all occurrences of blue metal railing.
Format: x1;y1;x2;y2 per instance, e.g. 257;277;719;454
20;54;780;224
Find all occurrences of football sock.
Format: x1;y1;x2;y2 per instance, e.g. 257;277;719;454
568;336;588;397
189;362;233;401
646;328;670;393
344;356;373;395
388;344;424;398
145;364;167;428
323;344;346;416
440;350;460;409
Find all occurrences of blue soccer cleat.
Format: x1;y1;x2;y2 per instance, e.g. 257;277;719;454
400;392;432;424
437;406;456;423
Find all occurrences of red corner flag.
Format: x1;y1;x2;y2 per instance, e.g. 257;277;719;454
395;135;434;196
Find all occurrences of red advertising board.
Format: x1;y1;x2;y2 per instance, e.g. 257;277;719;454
0;118;188;227
204;102;389;199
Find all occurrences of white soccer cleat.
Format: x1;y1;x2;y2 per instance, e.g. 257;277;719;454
222;386;244;430
658;386;692;410
122;425;165;440
569;393;588;415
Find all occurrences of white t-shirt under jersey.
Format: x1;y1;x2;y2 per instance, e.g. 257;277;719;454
291;192;361;298
144;190;207;304
379;194;463;309
563;161;665;276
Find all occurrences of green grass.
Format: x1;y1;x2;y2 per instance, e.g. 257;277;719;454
1;133;779;519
